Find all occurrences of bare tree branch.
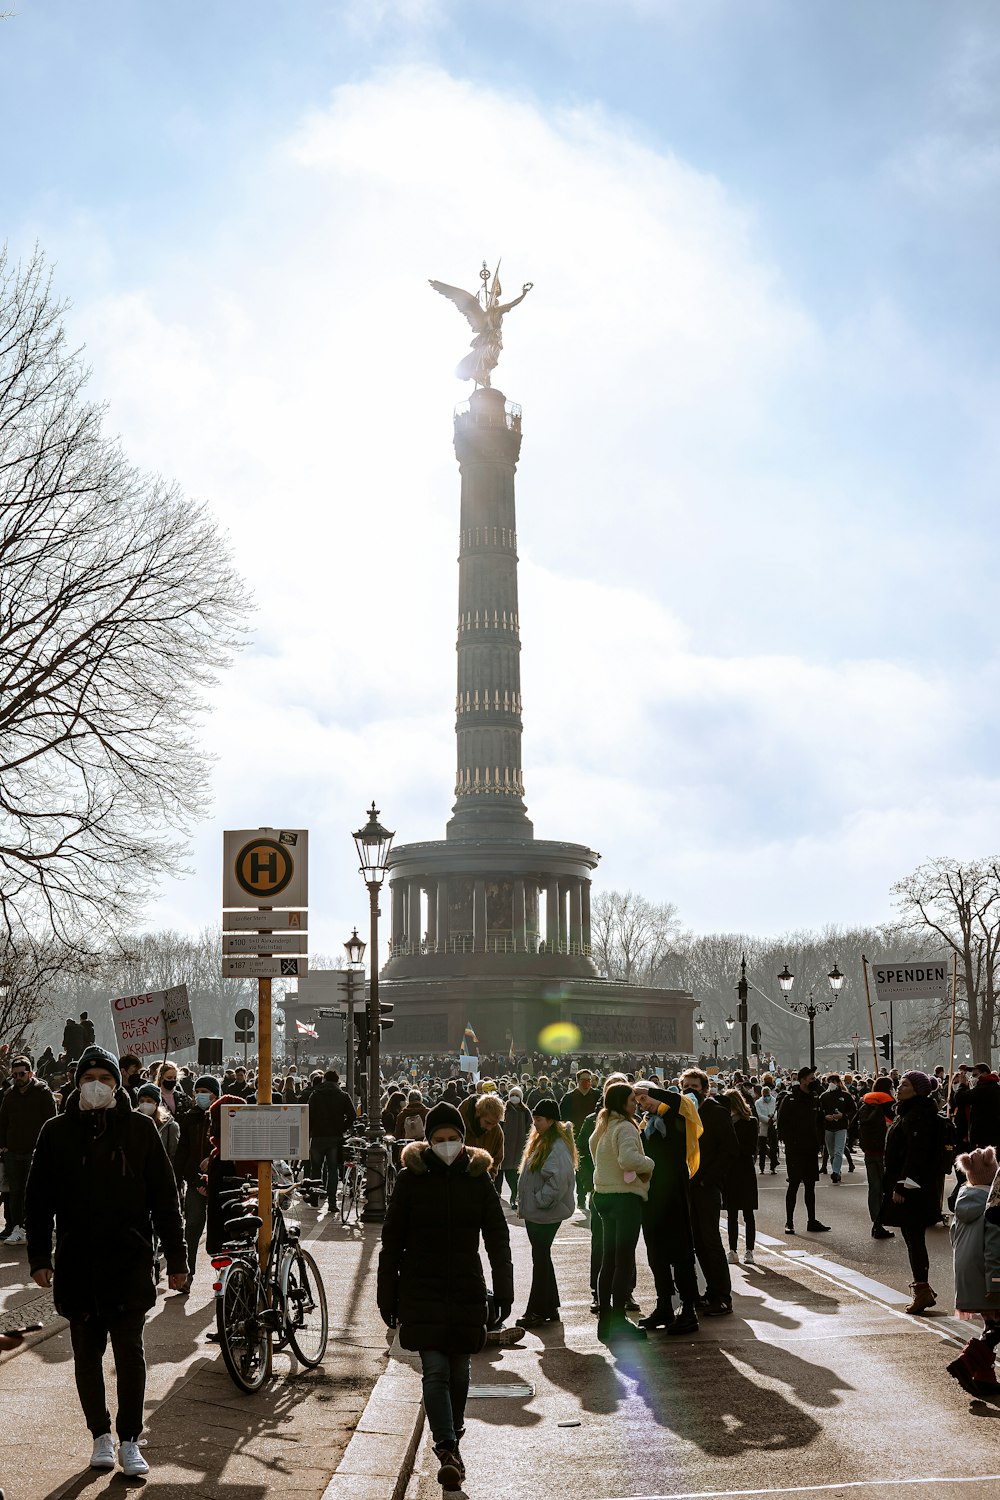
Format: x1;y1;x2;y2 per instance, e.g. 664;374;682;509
0;246;252;962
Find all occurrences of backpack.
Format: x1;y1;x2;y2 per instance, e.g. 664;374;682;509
402;1111;425;1140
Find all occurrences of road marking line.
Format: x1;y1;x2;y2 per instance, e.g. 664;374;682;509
750;1241;968;1347
601;1475;1000;1499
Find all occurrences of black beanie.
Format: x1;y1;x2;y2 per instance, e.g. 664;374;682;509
74;1046;122;1088
531;1098;561;1121
195;1074;222;1098
424;1101;465;1139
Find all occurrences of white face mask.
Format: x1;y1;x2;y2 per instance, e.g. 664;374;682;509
431;1139;463;1165
137;1100;158;1116
80;1080;116;1111
195;1092;213;1109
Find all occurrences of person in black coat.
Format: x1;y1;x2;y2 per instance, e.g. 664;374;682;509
377;1101;512;1493
24;1047;187;1478
633;1082;700;1332
776;1066;829;1235
307;1071;356;1211
968;1069;1000;1151
879;1070;946;1315
679;1068;738;1315
723;1090;759;1265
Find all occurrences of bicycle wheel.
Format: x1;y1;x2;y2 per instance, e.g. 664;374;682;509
340;1162;357;1225
383;1158;397;1203
350;1166;364;1223
280;1248;329;1366
217;1262;271;1393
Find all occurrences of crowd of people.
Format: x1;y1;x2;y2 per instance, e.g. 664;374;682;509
6;1041;1000;1488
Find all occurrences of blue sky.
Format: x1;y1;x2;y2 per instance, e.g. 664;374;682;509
3;1;999;948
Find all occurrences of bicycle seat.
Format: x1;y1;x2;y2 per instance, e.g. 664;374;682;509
223;1214;263;1236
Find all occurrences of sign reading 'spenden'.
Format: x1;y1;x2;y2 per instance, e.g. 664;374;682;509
872;959;950;1003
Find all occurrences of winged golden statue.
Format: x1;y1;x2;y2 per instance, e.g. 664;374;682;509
429;261;533;387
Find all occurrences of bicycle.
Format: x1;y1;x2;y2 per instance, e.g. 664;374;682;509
213;1175;329;1393
339;1130;398;1224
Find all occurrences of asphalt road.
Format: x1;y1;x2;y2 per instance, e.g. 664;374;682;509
405;1168;992;1500
754;1158;958;1310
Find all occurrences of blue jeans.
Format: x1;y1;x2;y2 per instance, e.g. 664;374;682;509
419;1350;470;1449
825;1128;847;1176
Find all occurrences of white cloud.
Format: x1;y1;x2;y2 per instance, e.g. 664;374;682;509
40;63;996;952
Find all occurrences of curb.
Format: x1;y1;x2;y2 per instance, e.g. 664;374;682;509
320;1338;425;1500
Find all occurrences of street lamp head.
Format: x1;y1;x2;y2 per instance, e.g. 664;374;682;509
343;926;366;966
827;961;845;994
353;802;395;886
695;1013;706;1033
777;964;794;994
725;1015;736;1032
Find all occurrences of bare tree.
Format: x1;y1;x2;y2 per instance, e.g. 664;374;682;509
0;247;249;957
591;889;685;985
893;857;1000;1062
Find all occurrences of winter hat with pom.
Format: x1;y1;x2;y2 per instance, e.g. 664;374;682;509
957;1147;998;1186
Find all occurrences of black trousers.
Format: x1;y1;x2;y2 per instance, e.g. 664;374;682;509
642;1196;699;1310
524;1219;561;1317
784;1154;818;1226
688;1183;731;1303
69;1309;147;1441
900;1216;930;1283
593;1193;643;1310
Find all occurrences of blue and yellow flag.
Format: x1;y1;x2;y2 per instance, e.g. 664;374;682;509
460;1024;480;1056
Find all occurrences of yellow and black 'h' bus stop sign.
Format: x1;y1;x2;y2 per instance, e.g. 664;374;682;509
223;828;309;909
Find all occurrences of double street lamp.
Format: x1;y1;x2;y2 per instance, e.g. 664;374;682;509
694;1011;735;1063
352;802;395;1223
781;962;845;1071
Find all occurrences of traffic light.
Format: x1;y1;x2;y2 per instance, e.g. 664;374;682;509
354;1010;370;1065
878;1032;891;1060
750;1022;761;1055
847;1054;856;1070
379;1001;394;1031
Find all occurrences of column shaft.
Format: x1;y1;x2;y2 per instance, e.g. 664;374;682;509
513;878;527;950
408;881;422;954
569;878;583;953
437;878;450;949
546;880;560;952
474;879;488;954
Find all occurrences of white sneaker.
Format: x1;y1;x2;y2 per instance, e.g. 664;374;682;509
90;1435;116;1470
119;1441;149;1477
744;1250;756;1265
727;1248;740;1264
5;1226;25;1245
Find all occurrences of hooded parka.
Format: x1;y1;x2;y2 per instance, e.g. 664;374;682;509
24;1087;186;1319
377;1141;513;1354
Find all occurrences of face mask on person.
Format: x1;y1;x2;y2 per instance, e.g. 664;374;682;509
195;1091;213;1109
431;1139;463;1165
137;1100;158;1116
160;1078;175;1091
79;1080;116;1110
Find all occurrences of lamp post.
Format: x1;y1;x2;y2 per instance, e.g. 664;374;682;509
352;802;395;1223
343;925;366;1103
781;962;844;1071
737;954;749;1073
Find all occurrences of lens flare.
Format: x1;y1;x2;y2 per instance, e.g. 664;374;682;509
538;1021;582;1054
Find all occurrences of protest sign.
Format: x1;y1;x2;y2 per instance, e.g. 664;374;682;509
111;984;195;1059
